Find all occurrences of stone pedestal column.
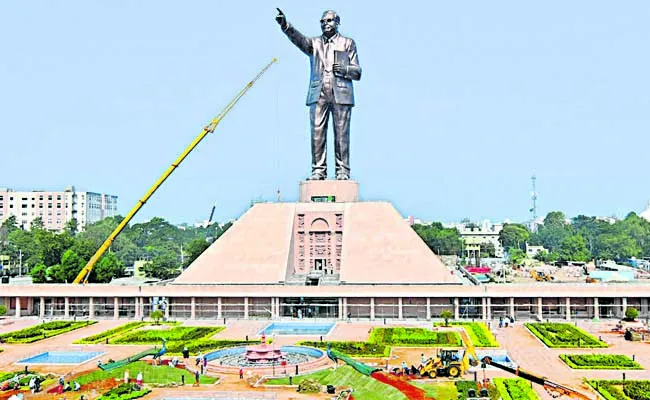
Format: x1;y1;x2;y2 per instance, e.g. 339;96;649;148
537;297;543;321
593;297;599;319
509;297;515;318
113;297;119;320
15;297;21;318
190;297;196;320
39;296;45;319
370;298;375;321
565;297;571;321
426;298;431;320
398;297;403;320
454;298;460;320
244;297;249;320
64;297;70;318
88;297;95;319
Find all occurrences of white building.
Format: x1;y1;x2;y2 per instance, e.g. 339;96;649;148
0;186;118;232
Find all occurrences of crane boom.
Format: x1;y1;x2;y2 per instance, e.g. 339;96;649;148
72;58;277;284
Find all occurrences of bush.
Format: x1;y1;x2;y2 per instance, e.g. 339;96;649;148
112;327;223;344
494;378;540;400
0;320;97;343
150;310;164;325
560;354;642;370
0;305;6;316
589;380;650;400
525;323;606;348
98;383;151;400
166;339;259;355
298;341;390;357
75;322;147;344
369;328;461;347
625;307;639;322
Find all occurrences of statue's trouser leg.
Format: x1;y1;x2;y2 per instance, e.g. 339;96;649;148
309;90;333;178
333;104;351;178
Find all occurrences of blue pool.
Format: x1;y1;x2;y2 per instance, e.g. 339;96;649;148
17;351;104;365
260;322;335;336
473;351;516;370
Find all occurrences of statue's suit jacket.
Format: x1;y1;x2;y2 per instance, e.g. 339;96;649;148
282;23;361;106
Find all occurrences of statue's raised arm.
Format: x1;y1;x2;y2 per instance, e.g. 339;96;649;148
276;8;313;56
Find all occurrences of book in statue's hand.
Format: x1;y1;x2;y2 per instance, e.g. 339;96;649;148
334;50;349;77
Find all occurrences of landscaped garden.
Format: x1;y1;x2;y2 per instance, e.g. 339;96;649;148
433;322;499;347
74;321;153;344
74;361;217;386
494;378;540;400
560;354;642;370
0;320;97;343
588;380;650;400
298;340;390;357
369;327;461;347
265;365;407;400
97;383;151;400
525;323;607;348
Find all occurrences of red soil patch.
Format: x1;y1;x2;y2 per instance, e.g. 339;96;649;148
370;371;431;400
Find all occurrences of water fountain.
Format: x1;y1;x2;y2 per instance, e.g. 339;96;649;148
244;334;286;363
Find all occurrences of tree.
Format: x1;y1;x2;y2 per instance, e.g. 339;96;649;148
30;217;44;230
29;263;48;283
625;307;639;321
64;218;78;236
480;242;496;258
558;234;591;262
58;249;86;283
531;212;572;253
499;224;530;251
440;310;453;326
534;250;560;264
92;253;124;283
183;238;210;268
508;248;526;265
412;223;463;255
150;310;164;325
142;251;180;280
0;304;6;316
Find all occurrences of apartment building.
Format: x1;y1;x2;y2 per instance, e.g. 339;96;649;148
0;186;118;232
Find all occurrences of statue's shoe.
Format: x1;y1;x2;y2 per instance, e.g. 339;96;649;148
307;174;326;181
336;174;349;180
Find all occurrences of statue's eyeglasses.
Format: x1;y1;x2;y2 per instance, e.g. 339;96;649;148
320;18;335;23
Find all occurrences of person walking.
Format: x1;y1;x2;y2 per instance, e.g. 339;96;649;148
239;368;244;379
182;346;189;360
194;370;200;387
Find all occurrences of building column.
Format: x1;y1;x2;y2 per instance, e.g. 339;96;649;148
370;298;375;321
164;300;170;319
64;297;70;318
593;297;599;319
338;298;343;319
426;298;431;320
343;298;348;319
190;297;196;320
15;297;21;318
275;297;281;318
537;297;543;321
398;297;403;320
642;298;648;317
88;297;95;319
244;297;249;320
481;297;487;320
217;297;222;320
39;296;45;319
486;298;492;320
134;297;140;319
509;297;515;318
454;297;460;320
621;297;627;318
113;297;119;320
565;297;571;321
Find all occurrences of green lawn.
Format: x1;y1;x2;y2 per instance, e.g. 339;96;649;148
494;378;540;400
433;322;499;347
412;381;458;399
74;321;154;344
588;380;650;400
266;365;407;400
525;323;607;348
75;361;217;386
560;354;643;370
0;320;97;343
370;327;461;347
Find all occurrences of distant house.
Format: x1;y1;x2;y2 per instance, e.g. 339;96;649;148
525;244;546;258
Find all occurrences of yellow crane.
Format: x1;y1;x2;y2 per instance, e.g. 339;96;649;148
73;58;277;284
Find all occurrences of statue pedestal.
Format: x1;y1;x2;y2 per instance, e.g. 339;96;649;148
299;180;359;203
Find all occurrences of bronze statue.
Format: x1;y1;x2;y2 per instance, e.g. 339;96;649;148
276;8;362;180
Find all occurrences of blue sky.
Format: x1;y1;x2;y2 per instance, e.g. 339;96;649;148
1;1;649;225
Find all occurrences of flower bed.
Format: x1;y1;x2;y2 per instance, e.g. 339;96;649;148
298;341;390;358
494;378;540;400
433;322;499;347
74;322;148;344
525;323;607;348
369;328;461;347
588;380;650;400
111;326;223;344
98;383;151;400
0;320;97;343
560;354;642;370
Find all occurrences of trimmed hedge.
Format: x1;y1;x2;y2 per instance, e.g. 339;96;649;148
98;383;151;400
298;341;391;358
589;380;650;400
74;322;148;344
494;378;540;400
166;339;259;355
433;322;499;347
111;326;223;344
369;328;461;347
0;320;97;343
525;323;606;348
560;354;642;370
